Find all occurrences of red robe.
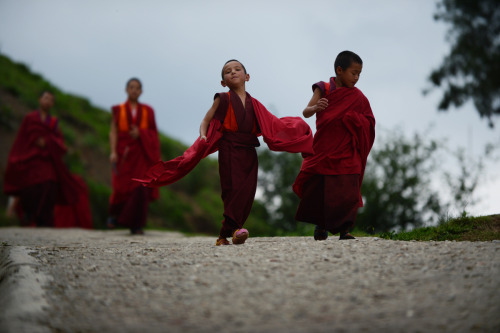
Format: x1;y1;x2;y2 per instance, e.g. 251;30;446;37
53;175;93;228
110;101;160;228
4;111;92;228
134;93;313;187
293;78;375;233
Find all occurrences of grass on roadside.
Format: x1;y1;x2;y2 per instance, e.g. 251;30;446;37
378;213;500;241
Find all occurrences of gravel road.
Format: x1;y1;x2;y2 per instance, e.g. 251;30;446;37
1;227;499;333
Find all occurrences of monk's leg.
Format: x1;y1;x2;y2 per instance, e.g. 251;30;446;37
295;174;326;227
218;141;257;240
117;186;150;234
19;181;57;227
324;174;360;236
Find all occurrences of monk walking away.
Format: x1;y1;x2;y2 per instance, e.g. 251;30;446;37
108;78;161;235
293;50;376;240
3;91;92;228
134;59;314;246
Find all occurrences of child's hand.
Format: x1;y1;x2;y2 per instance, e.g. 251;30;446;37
129;125;140;139
200;135;207;141
110;151;118;164
315;98;328;112
35;137;46;148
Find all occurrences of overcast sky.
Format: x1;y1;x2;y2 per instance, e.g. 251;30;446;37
1;0;498;216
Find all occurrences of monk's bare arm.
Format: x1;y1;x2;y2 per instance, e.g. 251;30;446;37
109;120;118;163
303;88;328;118
199;97;220;141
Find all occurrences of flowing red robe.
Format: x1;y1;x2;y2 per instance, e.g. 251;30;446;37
4;111;91;228
110;101;160;229
293;78;375;234
134;91;313;236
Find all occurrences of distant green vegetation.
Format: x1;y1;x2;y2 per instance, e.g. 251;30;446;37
378;213;500;242
0;53;273;235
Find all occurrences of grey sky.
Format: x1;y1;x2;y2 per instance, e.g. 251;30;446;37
0;0;498;215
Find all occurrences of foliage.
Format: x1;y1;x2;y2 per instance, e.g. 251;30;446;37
257;149;311;234
379;212;500;241
443;147;483;212
357;130;445;233
358;127;490;234
427;0;500;126
0;105;15;130
85;179;112;229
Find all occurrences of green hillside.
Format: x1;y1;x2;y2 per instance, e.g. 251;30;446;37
0;53;260;235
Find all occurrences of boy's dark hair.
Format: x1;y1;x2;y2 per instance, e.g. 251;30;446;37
39;90;55;98
126;77;142;89
334;51;363;74
221;59;247;79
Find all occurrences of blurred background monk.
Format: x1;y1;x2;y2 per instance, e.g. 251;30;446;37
108;78;160;235
3;91;92;228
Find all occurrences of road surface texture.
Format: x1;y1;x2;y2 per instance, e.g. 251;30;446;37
1;227;499;333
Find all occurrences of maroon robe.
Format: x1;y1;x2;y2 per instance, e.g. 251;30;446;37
294;78;375;234
134;91;314;237
110;101;160;229
214;92;260;237
4;111;90;227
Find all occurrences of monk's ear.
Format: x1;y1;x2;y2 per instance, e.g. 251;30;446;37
245;74;250;82
221;80;227;87
335;66;343;76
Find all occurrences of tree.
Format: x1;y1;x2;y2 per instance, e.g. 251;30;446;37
256;149;312;234
427;0;500;127
357;128;486;234
357;130;445;233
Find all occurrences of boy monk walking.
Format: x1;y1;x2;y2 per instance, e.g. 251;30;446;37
135;59;313;245
4;91;90;227
108;78;161;235
293;51;375;240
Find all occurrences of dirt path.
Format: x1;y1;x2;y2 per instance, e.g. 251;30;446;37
1;227;499;332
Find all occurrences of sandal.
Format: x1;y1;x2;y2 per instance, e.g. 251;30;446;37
232;228;249;245
215;238;230;246
339;232;355;240
314;225;328;241
107;216;117;229
131;228;144;235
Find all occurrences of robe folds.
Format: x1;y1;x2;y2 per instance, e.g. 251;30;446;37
110;101;160;228
134;93;314;188
293;78;375;233
4;111;91;228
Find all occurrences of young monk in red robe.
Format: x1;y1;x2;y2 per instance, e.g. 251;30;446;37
4;91;91;228
108;78;160;235
293;51;375;240
134;60;314;245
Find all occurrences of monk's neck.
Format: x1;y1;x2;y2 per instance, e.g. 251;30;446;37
128;100;139;109
334;77;344;88
39;109;49;122
231;87;247;105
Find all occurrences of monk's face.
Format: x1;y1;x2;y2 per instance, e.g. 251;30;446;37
126;80;142;102
336;62;362;88
39;92;55;111
221;61;249;88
